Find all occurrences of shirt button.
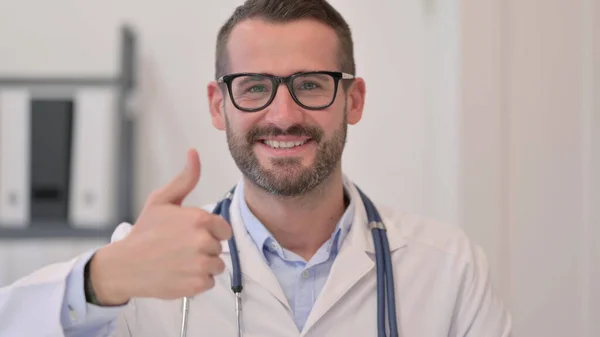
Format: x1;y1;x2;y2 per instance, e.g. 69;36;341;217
69;308;78;321
302;270;310;279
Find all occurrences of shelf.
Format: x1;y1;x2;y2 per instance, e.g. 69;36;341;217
0;223;117;240
0;24;138;241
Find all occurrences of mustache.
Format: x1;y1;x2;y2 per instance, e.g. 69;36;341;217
246;124;324;143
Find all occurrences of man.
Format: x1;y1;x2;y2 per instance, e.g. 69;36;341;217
0;0;511;336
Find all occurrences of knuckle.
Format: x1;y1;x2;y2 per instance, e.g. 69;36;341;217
197;228;211;242
195;254;213;272
215;258;226;274
134;205;163;227
191;280;204;293
191;276;215;293
146;190;163;205
196;230;215;249
194;254;208;268
189;209;209;227
210;218;232;240
220;218;234;235
195;255;225;275
205;276;215;289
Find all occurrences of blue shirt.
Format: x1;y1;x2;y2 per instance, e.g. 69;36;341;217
237;182;355;331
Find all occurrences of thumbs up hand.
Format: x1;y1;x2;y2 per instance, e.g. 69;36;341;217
89;149;233;305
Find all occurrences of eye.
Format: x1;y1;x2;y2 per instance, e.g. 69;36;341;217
298;82;320;90
247;85;269;93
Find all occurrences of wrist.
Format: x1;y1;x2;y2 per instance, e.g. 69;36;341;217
87;245;131;306
83;257;100;305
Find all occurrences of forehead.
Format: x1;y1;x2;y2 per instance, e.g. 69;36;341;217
226;18;340;75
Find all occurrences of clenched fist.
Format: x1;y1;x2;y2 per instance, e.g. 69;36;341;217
89;149;233;305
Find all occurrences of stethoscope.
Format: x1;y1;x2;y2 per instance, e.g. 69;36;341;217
180;185;399;337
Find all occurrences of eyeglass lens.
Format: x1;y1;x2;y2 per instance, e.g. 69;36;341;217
230;73;336;110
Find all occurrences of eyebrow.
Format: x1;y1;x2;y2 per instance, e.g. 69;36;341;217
234;71;333;86
237;75;269;86
291;69;327;76
295;73;330;81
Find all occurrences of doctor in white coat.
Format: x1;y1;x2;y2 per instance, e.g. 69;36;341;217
0;0;512;336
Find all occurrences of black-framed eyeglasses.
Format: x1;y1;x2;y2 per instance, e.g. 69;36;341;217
217;71;355;112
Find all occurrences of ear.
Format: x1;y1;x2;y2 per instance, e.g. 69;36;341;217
346;78;366;125
207;81;226;130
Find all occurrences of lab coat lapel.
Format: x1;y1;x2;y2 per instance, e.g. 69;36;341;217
220;180;292;313
301;180;407;334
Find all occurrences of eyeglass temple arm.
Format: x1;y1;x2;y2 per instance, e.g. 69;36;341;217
341;72;355;80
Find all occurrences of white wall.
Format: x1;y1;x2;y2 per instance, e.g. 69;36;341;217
459;0;507;297
0;0;459;286
590;1;600;333
422;0;461;226
460;0;600;336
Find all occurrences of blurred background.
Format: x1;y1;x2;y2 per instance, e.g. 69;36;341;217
0;0;598;336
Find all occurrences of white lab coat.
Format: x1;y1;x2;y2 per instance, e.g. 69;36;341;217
0;178;512;337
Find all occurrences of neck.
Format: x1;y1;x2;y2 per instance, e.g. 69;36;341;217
243;169;347;261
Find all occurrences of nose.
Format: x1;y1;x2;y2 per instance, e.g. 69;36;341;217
263;84;304;129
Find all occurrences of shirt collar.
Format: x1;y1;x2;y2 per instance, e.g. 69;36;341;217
237;180;355;261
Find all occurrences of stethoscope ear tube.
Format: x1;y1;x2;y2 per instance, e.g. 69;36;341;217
372;228;387;337
371;227;399;337
380;229;399;337
221;190;243;294
359;185;399;337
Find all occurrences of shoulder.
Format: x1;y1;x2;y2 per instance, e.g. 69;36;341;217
378;205;485;265
377;207;511;333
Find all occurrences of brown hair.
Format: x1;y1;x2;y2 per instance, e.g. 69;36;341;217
214;0;355;80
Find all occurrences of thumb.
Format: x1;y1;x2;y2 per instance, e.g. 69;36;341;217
149;148;201;205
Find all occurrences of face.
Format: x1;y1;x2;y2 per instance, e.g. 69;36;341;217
208;18;365;196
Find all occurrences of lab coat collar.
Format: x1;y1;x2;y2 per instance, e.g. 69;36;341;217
218;175;408;329
344;176;407;254
220;174;407;255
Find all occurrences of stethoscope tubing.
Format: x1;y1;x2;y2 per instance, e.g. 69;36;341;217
180;185;399;337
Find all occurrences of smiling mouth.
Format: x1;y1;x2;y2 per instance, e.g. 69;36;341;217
261;139;310;149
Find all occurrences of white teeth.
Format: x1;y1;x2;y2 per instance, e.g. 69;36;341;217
264;140;307;149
